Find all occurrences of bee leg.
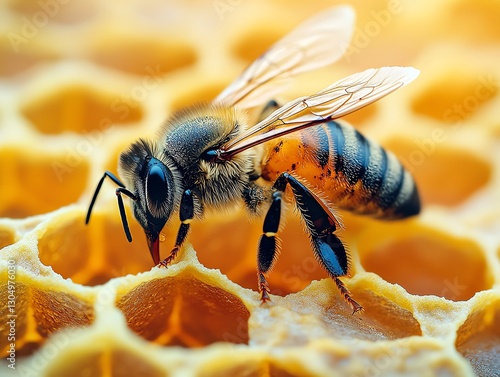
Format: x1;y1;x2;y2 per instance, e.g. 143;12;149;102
159;189;194;268
257;191;282;303
274;173;363;314
259;99;280;120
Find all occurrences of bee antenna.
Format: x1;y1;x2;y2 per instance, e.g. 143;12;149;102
86;171;137;243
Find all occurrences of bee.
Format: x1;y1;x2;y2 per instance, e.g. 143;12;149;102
86;6;420;314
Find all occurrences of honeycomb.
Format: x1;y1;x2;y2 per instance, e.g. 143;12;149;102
1;0;499;376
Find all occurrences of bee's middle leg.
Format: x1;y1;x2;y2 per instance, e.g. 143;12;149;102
256;190;282;303
243;182;280;303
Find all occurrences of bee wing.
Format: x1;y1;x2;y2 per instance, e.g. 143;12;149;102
214;5;355;108
220;67;419;156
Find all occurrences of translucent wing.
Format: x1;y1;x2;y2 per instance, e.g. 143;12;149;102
219;67;419;157
214;5;355;108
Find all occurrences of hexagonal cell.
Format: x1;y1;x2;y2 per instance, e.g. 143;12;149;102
38;212;93;282
0;147;89;218
38;209;153;286
20;84;143;135
411;69;497;123
385;136;492;207
456;295;500;377
447;0;500;43
197;354;265;377
0;277;94;358
267;279;422;345
0;42;58;76
169;82;228;114
344;287;422;340
8;0;98;24
89;36;197;76
0;281;30;355
357;222;493;301
342;103;378;128
193;210;329;298
43;351;108;377
31;288;94;337
197;353;318;377
116;274;250;347
0;225;16;249
43;347;166;377
231;23;286;65
320;292;421;341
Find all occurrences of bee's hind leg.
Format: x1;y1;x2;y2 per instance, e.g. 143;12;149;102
272;172;363;314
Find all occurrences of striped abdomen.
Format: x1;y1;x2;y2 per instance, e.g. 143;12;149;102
261;120;420;219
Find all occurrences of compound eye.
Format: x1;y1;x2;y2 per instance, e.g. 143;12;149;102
146;164;168;210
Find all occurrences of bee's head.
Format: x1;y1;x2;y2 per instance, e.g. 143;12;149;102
118;139;179;265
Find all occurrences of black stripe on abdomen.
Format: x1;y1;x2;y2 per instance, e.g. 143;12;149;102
352;129;371;184
362;144;388;197
300;126;330;169
329;121;345;175
325;120;419;219
330;121;371;185
376;154;405;210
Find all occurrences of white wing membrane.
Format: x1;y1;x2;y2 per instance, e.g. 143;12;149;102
221;67;420;155
214;6;355;108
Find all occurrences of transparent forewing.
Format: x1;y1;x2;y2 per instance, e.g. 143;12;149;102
221;67;420;156
214;5;355;108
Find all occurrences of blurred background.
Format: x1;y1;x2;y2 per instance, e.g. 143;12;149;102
0;0;499;224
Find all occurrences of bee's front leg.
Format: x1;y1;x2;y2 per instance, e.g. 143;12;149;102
159;189;195;268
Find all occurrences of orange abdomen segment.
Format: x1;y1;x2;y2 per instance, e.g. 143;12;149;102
261;120;420;219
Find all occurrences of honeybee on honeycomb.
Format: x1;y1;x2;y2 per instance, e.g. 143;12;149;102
86;6;419;313
1;1;498;376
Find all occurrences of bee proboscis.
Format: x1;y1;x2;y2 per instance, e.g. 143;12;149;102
86;6;420;313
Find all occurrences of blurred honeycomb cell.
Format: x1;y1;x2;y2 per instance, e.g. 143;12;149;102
447;0;500;43
168;81;228;113
20;84;143;135
0;42;59;77
0;225;16;249
385;136;492;207
38;210;94;284
231;24;288;65
89;34;197;76
8;0;98;25
357;222;493;301
342;102;378;128
411;68;498;124
1;1;500;376
0;146;89;218
193;211;329;296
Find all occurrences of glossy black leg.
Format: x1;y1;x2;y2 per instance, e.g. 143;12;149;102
257;191;282;302
159;189;194;268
